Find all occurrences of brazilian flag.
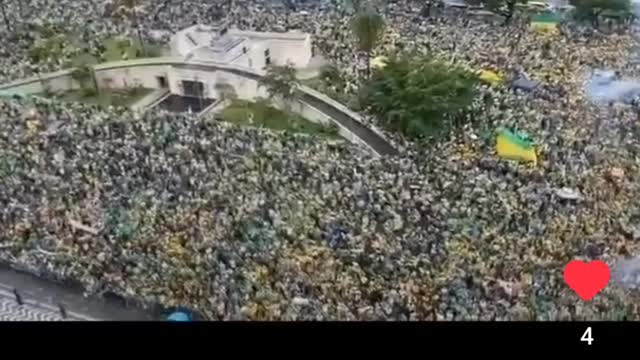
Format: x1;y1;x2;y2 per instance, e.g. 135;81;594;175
371;56;389;70
531;12;561;34
496;128;537;165
478;70;504;86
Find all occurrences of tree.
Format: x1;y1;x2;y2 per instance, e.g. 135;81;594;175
484;0;528;26
115;0;146;57
360;55;480;140
319;64;345;91
71;53;100;96
214;82;238;104
570;0;631;27
258;63;300;123
351;7;385;79
0;0;10;31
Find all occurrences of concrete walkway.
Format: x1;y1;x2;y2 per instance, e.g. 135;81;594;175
198;99;224;118
299;93;399;156
0;266;156;321
131;88;170;112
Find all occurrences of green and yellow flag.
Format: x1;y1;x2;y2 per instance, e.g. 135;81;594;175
371;55;389;70
478;70;504;86
496;128;537;165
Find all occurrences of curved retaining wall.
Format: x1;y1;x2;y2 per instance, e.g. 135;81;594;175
0;58;398;157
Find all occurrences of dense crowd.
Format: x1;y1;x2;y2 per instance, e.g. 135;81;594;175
2;0;640;319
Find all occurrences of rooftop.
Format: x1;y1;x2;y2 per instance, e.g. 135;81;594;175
176;23;310;50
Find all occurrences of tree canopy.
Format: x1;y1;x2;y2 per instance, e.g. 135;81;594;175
258;64;300;101
71;53;100;96
351;8;385;77
570;0;631;22
351;9;385;54
258;64;301;123
361;55;480;140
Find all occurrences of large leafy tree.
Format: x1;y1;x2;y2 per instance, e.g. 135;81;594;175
570;0;631;26
258;63;301;123
71;53;100;96
361;55;480;140
319;64;346;91
351;7;385;79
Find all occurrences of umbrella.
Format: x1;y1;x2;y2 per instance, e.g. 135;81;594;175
167;311;192;321
555;187;581;200
511;78;539;92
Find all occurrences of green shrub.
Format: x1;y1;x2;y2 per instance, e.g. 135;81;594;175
361;54;480;140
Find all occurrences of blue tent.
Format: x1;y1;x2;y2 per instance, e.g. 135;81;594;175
511;78;539;92
167;311;192;321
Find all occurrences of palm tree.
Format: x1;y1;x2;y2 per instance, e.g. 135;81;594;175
115;0;146;57
0;0;10;31
258;63;300;124
351;7;385;79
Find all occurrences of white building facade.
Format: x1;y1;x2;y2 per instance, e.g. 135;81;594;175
170;23;313;71
166;23;314;99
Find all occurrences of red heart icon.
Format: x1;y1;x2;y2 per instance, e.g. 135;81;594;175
564;260;610;301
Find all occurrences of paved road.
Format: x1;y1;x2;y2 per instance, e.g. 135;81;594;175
0;266;156;321
299;92;399;156
0;284;94;321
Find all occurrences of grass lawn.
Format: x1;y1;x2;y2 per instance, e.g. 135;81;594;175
221;100;341;138
47;88;153;108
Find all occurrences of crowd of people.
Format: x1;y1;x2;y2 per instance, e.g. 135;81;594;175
2;0;640;319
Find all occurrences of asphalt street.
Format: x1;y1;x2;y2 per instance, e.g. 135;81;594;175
0;283;92;321
0;266;156;321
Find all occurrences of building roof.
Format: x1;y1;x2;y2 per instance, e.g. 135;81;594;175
231;29;310;41
173;24;311;58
